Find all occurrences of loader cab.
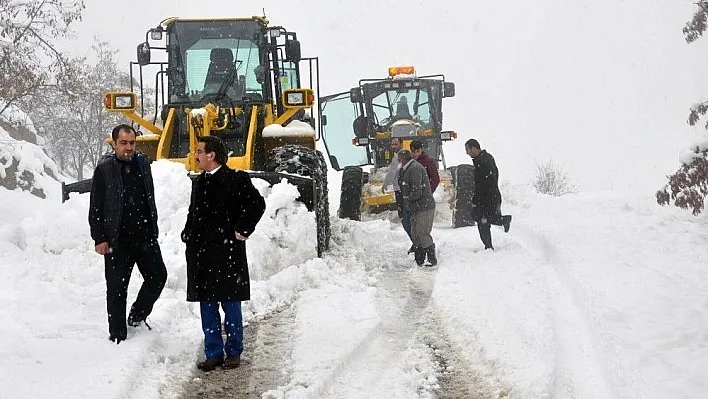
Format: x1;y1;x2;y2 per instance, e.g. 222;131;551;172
120;17;314;171
320;66;456;171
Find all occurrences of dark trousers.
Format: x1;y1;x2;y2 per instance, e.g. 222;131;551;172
200;301;243;359
104;237;167;338
395;191;412;240
473;207;504;250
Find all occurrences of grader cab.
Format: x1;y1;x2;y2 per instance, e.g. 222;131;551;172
62;16;330;256
319;66;475;227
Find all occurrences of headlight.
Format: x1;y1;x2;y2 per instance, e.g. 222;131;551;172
286;92;304;106
104;92;137;111
115;95;134;109
150;29;163;41
440;131;457;141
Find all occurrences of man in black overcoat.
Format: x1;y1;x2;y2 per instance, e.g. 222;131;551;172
181;136;266;371
465;139;512;250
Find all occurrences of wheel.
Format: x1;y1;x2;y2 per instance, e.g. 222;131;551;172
452;164;475;228
338;166;363;221
447;165;458;186
266;144;331;256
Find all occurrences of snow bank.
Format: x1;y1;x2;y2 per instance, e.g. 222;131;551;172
263;120;316;138
0;103;61;199
432;188;708;398
0;160;330;398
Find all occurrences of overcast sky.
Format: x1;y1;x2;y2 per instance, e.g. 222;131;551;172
61;0;708;192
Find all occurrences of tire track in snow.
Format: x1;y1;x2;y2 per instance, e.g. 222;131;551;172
512;224;616;399
419;310;511;399
314;265;436;398
180;305;296;399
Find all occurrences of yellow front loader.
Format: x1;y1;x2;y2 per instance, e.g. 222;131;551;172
319;66;475;227
62;16;330;256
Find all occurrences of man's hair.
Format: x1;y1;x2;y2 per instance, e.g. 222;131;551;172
391;137;401;145
397;149;413;162
198;136;229;165
112;124;136;142
410;139;424;151
465;138;481;149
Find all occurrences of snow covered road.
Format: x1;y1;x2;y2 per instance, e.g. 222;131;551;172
2;164;707;399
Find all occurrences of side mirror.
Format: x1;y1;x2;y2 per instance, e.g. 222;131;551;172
443;82;455;98
137;42;151;66
254;65;266;84
329;155;341;171
349;87;363;104
285;40;301;62
353;115;368;138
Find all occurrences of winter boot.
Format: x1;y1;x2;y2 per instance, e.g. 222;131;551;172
128;309;152;330
223;355;241;369
109;333;126;345
502;215;512;233
414;246;426;266
425;244;437;266
197;357;224;372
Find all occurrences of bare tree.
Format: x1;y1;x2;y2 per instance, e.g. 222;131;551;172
28;38;135;180
532;160;576;196
0;0;85;116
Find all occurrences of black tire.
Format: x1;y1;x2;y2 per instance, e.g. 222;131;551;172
447;165;458;187
338;166;363;221
266;145;331;257
452;164;476;228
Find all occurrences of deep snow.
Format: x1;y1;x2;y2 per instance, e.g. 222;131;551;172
1;160;707;398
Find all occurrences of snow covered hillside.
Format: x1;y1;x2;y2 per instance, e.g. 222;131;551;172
0;105;62;200
0;160;706;398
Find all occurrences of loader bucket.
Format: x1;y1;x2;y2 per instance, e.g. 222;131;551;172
247;171;316;211
62;179;93;203
61;172;317;212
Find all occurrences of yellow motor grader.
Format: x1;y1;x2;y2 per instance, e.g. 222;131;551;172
62;16;330;256
319;66;475;227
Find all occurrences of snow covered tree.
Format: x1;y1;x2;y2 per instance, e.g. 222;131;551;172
684;1;708;129
27;38;133;180
532;160;576;196
656;2;708;214
0;0;85;116
656;143;708;215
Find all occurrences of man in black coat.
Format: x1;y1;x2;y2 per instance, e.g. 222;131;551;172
465;139;512;250
181;136;266;372
89;124;168;344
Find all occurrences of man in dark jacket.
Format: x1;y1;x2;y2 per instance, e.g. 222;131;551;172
398;149;437;266
410;140;440;193
465;139;512;250
89;124;168;345
383;138;413;250
181;136;266;372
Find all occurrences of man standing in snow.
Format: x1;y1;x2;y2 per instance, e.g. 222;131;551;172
383;138;413;248
89;124;168;345
465;139;512;250
181;136;266;372
410;139;440;194
398;149;437;266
